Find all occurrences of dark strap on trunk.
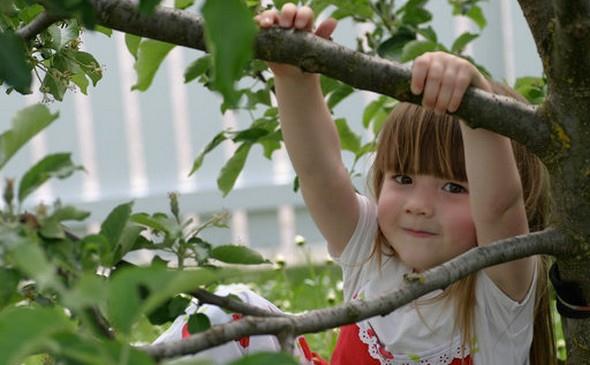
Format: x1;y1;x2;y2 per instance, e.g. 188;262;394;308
549;263;590;319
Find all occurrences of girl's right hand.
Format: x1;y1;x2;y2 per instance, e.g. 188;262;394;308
255;3;337;79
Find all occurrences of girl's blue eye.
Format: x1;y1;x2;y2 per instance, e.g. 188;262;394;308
393;175;412;184
443;182;467;194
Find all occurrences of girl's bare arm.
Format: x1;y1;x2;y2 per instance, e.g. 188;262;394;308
257;4;358;257
411;52;534;301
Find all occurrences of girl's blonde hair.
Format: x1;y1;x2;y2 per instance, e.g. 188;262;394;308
369;84;555;365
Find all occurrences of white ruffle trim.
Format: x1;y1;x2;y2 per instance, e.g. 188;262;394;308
356;321;470;365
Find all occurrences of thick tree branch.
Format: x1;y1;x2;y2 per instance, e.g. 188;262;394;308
16;12;63;40
141;228;569;360
88;0;554;160
516;0;554;66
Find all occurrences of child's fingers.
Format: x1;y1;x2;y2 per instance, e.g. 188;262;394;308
278;3;297;28
315;17;337;39
257;9;278;28
411;53;431;95
447;67;472;113
294;6;314;30
421;58;444;109
434;65;458;113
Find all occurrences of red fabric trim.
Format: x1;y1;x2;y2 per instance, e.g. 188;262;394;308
331;324;380;365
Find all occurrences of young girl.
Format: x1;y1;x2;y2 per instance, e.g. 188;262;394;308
256;3;555;364
156;4;555;364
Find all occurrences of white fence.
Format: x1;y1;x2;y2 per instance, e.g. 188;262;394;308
0;1;542;262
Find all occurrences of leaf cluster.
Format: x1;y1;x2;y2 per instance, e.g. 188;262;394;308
0;104;276;365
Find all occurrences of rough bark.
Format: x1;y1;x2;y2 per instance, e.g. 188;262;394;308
516;0;554;69
142;229;568;360
518;1;590;363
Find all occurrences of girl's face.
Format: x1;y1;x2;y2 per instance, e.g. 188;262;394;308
377;173;477;272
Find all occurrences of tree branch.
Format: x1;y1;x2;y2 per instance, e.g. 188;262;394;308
16;12;63;40
141;228;569;360
191;289;287;318
88;0;554;161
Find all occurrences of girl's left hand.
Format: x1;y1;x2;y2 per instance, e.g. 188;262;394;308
410;51;492;114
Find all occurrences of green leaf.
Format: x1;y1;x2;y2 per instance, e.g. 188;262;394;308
402;6;432;25
187;313;211;334
50;205;90;222
41;71;67;101
0;104;59;170
514;76;546;104
63;273;107;310
71;72;89;94
258;130;282;159
100;202;134;253
217;143;252;196
327;84;354;109
112;223;144;264
94;25;113;37
184;55;211;83
202;0;256;106
0;307;74;365
60;335;156;365
39;219;65;239
321;0;372;20
0;31;32;92
131;213;171;233
416;26;437;42
451;32;479;53
210;245;269;265
400;40;438;63
377;27;416;61
125;34;142;60
139;0;162;14
10;241;57;291
73;51;102;86
233;128;269;143
18;153;83;203
175;0;194;9
227;352;298;365
0;268;19;309
335;119;361;153
107;266;227;334
132;39;174;91
147;295;191;325
467;5;486;29
362;96;387;128
79;234;110;270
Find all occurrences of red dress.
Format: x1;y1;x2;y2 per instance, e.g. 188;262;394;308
331;324;473;365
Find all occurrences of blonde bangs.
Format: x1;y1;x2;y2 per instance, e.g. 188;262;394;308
373;103;467;193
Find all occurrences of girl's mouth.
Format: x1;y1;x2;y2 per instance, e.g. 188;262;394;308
402;228;436;238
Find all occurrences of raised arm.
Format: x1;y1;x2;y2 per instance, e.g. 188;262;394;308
257;4;358;257
411;52;534;301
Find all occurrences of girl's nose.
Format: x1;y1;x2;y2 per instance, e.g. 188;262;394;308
404;195;434;217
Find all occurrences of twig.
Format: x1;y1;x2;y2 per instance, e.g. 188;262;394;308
191;289;287;318
141;228;569;360
277;327;295;354
16;12;63;41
